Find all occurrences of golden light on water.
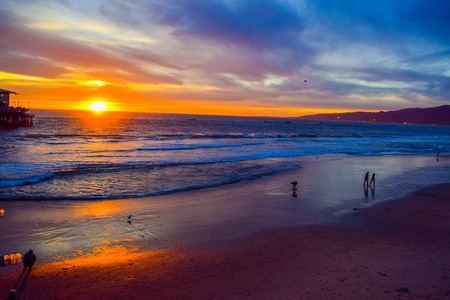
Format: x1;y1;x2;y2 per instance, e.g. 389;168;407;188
89;101;108;112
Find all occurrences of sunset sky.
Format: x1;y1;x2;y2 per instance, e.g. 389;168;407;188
1;0;449;117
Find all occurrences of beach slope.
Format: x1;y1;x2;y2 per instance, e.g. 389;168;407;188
1;184;449;299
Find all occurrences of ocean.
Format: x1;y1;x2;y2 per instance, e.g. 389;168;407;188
1;109;450;201
1;109;450;261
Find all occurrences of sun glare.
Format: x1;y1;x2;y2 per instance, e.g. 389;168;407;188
86;81;105;87
89;102;108;112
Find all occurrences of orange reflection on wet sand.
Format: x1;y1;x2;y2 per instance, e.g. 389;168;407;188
49;245;144;268
74;200;128;218
74;200;133;218
102;238;134;245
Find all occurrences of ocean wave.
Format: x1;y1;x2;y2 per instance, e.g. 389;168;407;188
136;142;261;151
13;133;131;141
0;172;55;188
12;131;450;144
1;144;438;186
31;133;320;141
0;163;295;201
173;133;320;139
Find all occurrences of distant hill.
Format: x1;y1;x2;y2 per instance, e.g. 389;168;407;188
299;105;450;126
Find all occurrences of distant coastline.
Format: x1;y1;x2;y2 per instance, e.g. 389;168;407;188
299;105;450;126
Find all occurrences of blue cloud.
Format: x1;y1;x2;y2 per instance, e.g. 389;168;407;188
149;0;308;52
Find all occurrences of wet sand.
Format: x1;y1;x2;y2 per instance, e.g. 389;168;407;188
0;155;449;299
1;183;449;299
1;154;448;261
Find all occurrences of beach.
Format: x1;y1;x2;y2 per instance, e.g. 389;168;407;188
2;0;450;297
0;154;449;299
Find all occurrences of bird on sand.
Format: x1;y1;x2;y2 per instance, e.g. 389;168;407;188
128;215;132;219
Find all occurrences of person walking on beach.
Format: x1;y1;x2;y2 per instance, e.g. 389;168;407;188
363;172;369;187
23;250;36;271
291;181;298;192
369;173;375;187
291;181;298;197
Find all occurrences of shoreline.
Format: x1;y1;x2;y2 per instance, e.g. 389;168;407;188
0;182;449;299
1;154;448;258
0;154;449;299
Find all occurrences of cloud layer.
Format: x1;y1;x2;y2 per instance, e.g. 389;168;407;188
1;0;449;115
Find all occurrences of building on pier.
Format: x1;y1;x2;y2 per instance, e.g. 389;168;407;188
0;89;34;128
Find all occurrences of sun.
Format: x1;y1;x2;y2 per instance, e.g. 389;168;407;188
89;102;108;112
86;81;105;87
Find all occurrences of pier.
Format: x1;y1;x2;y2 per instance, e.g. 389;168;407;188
0;89;34;128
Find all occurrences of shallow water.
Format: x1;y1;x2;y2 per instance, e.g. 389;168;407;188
1;110;449;200
0;154;448;264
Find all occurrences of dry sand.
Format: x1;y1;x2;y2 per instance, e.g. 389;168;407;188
1;183;449;299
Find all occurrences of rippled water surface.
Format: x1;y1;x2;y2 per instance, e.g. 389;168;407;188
1;109;449;200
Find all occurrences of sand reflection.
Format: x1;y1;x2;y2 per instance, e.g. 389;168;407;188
49;245;145;268
73;200;128;218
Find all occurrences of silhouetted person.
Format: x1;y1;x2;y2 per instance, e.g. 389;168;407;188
291;181;298;192
369;173;375;187
363;172;369;187
291;181;298;198
370;184;375;195
437;152;439;161
23;250;36;271
8;289;20;300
